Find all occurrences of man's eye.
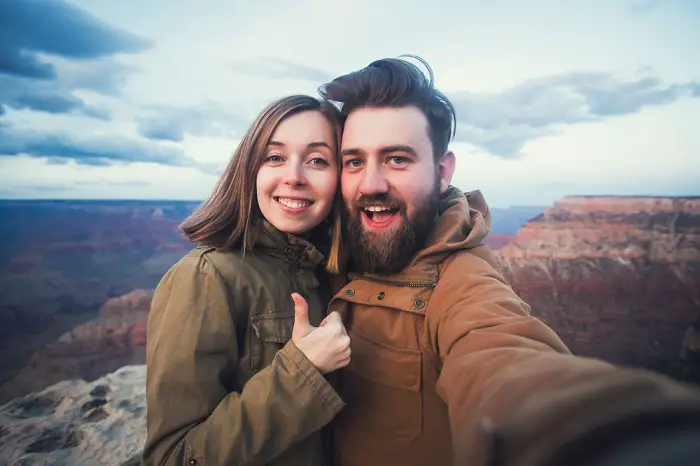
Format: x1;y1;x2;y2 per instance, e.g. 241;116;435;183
344;159;363;168
388;156;409;165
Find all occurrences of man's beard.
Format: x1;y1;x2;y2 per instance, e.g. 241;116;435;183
345;183;440;275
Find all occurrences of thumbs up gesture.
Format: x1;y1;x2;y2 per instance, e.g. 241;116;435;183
291;293;351;374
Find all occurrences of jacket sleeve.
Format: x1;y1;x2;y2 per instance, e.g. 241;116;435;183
429;252;700;466
141;255;345;466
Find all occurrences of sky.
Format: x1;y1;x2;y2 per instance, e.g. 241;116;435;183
0;0;699;207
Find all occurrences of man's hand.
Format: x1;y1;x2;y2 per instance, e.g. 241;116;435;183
291;293;351;374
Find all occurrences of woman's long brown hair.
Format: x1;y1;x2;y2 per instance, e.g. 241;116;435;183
180;95;345;273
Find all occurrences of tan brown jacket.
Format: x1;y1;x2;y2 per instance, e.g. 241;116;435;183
142;222;344;466
329;186;700;466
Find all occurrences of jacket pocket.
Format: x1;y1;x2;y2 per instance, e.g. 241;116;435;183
249;312;294;374
344;330;423;441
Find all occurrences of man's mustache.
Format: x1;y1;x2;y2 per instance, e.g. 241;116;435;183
351;194;404;211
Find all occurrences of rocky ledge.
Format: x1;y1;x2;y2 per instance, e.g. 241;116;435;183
0;365;146;466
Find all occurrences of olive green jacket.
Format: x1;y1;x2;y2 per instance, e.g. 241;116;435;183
142;222;344;466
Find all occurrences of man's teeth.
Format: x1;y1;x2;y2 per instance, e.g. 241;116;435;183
278;198;312;209
365;206;394;212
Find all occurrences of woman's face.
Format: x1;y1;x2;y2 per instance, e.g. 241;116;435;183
256;110;338;235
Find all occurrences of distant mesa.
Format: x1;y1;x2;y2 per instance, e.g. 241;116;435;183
494;195;700;374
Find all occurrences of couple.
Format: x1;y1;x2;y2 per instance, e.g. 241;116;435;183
142;57;700;466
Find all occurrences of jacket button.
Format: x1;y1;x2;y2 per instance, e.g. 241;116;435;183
377;292;385;300
346;289;355;296
188;458;198;465
414;299;425;309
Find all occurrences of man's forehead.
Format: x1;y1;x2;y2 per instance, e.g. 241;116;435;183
341;106;430;152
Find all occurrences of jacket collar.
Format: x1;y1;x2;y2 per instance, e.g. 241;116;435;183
256;220;326;269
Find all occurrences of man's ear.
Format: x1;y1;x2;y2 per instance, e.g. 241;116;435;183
437;151;456;193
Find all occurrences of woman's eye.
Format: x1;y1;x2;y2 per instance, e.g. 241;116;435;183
309;157;330;167
265;154;284;163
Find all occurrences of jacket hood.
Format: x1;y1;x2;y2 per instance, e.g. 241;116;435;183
411;185;491;268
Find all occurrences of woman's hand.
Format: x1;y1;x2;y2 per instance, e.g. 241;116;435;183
290;293;351;374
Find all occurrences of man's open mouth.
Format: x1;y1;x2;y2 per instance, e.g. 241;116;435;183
362;205;400;225
275;197;314;209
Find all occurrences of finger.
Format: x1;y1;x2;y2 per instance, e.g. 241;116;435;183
319;314;332;327
325;312;345;330
338;357;351;368
291;293;311;335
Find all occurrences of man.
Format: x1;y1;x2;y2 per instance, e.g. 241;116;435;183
318;56;700;466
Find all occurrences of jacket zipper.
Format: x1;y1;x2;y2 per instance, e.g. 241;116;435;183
261;228;302;264
353;274;436;288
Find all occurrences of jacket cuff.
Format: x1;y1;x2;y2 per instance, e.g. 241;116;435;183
280;340;345;414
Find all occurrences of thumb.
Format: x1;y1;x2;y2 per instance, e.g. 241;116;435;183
291;293;312;336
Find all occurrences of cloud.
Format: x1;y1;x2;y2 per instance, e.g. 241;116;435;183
0;125;212;172
450;71;700;157
0;0;149;118
0;0;150;79
230;57;333;82
137;104;250;142
74;180;152;187
0;71;113;119
627;0;663;14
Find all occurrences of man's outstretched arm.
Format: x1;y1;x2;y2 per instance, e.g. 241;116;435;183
428;251;700;466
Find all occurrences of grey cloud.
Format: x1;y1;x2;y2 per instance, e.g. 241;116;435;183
449;71;700;157
0;0;150;79
231;57;333;82
137;104;250;142
0;72;113;119
0;125;210;172
0;0;148;118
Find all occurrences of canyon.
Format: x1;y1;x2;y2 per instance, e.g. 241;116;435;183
493;196;700;375
0;196;698;407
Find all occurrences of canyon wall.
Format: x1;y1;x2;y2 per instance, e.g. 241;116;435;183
494;196;700;374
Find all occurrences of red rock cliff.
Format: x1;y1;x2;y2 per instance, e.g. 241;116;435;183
494;196;700;374
0;290;152;404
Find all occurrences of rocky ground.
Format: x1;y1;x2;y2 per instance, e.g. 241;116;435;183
0;365;146;466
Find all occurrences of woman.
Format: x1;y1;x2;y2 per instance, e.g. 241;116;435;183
141;95;350;466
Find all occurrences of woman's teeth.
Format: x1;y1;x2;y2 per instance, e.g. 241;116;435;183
277;197;312;209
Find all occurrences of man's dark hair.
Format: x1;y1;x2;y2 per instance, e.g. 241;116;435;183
318;55;456;159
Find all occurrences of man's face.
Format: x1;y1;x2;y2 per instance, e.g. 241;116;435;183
340;106;454;274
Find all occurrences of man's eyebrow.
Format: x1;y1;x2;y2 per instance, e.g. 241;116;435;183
341;147;366;157
379;145;418;156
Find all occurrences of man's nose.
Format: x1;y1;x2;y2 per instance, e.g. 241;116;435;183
283;162;306;186
358;166;389;195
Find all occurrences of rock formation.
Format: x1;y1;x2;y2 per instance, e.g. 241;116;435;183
494;196;700;374
0;200;194;390
0;365;146;466
0;290;152;404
